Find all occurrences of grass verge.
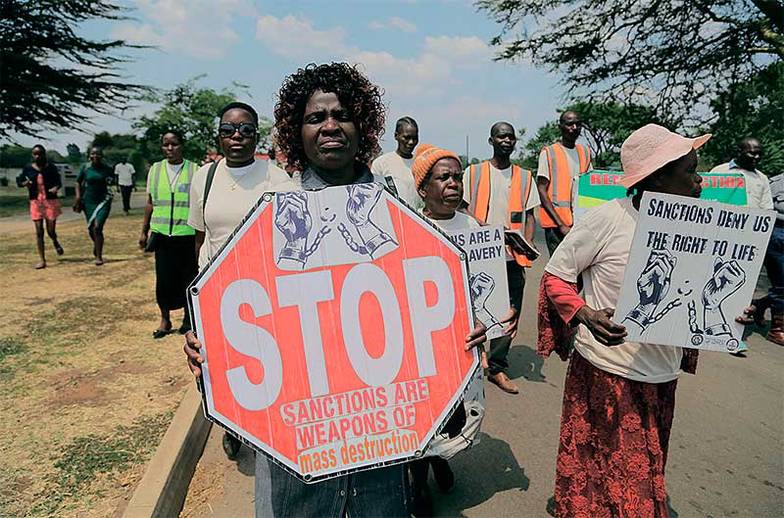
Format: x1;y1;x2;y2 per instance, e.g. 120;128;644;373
30;411;174;516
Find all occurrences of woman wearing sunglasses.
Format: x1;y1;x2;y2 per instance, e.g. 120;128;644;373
187;102;292;269
185;101;293;458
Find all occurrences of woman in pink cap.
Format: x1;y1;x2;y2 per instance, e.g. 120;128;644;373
537;124;754;517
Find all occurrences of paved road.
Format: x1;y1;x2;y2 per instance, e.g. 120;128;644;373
182;233;784;517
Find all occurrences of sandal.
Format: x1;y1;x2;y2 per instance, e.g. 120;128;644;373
222;432;241;460
34;262;46;270
94;259;104;266
54;243;64;256
152;328;171;339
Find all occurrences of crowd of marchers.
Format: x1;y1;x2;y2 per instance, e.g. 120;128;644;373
17;62;781;518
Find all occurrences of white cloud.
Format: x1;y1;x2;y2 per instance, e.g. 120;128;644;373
255;15;347;61
353;36;491;96
423;36;489;60
250;14;542;155
389;17;417;32
254;16;490;97
369;16;417;33
112;0;253;59
390;96;524;154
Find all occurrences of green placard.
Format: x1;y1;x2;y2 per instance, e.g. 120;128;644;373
700;171;748;205
574;170;748;220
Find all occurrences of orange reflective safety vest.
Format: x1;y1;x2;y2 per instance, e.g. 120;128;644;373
539;142;591;228
466;161;534;267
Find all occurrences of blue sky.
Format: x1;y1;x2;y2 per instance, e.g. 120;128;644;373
12;0;569;159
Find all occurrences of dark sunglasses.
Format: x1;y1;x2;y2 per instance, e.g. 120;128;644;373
218;122;257;138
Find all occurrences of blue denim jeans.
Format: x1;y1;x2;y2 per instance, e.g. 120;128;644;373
255;456;409;517
765;226;784;313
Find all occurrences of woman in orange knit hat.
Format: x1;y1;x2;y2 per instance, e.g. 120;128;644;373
410;144;518;516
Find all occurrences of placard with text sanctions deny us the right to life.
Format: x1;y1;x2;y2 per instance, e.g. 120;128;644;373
615;192;774;353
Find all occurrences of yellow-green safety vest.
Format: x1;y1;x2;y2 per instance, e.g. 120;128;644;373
149;159;196;236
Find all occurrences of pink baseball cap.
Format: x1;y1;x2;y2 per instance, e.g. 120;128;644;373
619;124;711;188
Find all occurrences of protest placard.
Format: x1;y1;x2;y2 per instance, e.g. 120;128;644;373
615;192;774;353
573;170;748;222
188;183;478;482
446;225;510;340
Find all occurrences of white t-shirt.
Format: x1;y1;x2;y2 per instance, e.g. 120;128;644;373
268;160;288;178
188;159;296;269
372;152;422;211
462;163;541;227
115;163;135;186
545;197;683;383
711;162;774;210
371;151;414;182
536;145;590;181
424;210;480;233
146;161;184;193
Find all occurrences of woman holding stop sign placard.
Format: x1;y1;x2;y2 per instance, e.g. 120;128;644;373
184;63;488;518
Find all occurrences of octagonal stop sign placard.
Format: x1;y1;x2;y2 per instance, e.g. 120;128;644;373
189;182;477;482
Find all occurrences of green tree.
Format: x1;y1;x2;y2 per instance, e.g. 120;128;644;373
0;145;76;167
477;0;783;124
66;143;83;164
91;131;115;149
0;145;32;168
48;150;67;163
134;78;273;164
518;101;671;169
571;101;671;167
518;122;560;169
702;61;784;175
127;149;145;180
88;131;143;172
0;0;146;138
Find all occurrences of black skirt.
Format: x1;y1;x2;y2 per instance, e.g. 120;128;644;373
154;233;198;310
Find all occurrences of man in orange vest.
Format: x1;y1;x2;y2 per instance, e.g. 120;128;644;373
464;121;541;394
536;111;592;256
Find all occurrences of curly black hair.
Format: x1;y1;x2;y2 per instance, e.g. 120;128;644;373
274;62;386;172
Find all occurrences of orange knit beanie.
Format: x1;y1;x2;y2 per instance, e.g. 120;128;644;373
411;144;462;189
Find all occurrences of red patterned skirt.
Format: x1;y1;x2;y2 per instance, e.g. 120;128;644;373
555;352;677;518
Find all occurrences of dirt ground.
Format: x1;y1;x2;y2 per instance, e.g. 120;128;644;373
0;194;192;517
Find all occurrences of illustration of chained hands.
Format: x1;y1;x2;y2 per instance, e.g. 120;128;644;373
346;183;381;226
702;257;746;336
624;248;678;332
275;192;331;267
470;272;501;331
338;184;396;258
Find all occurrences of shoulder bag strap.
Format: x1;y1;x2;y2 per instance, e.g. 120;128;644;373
202;159;220;230
384;175;399;196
